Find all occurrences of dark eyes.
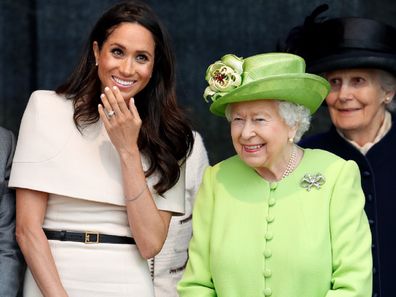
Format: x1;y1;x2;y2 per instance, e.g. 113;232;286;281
136;54;149;63
329;78;341;85
329;77;366;86
352;77;365;84
110;49;149;63
111;48;124;57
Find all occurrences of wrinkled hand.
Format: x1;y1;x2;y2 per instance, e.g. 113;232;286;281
98;86;141;155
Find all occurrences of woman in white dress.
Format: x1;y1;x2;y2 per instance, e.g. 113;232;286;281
10;1;193;296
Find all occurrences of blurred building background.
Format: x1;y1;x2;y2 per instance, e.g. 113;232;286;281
1;0;395;164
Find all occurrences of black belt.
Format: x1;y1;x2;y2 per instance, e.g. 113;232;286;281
43;229;136;245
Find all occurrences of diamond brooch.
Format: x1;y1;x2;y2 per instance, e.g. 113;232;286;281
300;173;326;191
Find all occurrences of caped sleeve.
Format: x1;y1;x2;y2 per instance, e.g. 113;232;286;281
325;160;372;297
10;90;185;212
152;162;186;215
177;166;216;297
10;90;75;164
9;90;75;191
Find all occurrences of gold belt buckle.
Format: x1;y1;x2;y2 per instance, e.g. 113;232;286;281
84;231;99;244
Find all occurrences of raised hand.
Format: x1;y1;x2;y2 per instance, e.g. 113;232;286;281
98;86;142;156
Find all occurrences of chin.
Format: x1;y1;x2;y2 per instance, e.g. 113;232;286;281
336;122;361;131
120;91;134;100
241;159;263;169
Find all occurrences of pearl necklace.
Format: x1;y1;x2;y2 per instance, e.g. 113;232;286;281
281;145;297;180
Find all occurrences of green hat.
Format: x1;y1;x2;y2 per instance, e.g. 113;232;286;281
203;52;330;116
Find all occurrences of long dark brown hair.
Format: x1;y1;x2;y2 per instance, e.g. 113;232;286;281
56;0;193;195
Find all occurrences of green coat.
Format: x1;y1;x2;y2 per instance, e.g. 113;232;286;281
178;149;372;297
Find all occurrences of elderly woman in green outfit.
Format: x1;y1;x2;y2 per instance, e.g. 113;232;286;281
177;53;372;297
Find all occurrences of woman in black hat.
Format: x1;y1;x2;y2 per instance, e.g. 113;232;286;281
281;5;396;297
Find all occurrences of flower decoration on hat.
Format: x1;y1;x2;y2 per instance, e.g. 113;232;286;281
203;54;243;102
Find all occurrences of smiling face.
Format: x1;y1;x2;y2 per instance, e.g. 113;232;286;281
229;100;295;176
93;22;155;101
325;68;391;141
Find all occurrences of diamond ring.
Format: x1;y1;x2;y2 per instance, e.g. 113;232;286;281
107;110;115;118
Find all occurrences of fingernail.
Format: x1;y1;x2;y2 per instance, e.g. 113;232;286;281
113;86;117;90
104;87;109;91
130;97;135;104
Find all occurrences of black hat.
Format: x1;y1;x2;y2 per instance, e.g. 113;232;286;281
280;4;396;75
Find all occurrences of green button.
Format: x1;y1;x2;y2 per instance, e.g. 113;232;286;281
269;182;278;190
266;215;275;223
265;232;273;241
264;249;272;258
264;288;272;296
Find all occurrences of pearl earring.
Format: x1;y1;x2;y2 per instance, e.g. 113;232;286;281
385;97;391;103
95;62;98;66
288;137;294;143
